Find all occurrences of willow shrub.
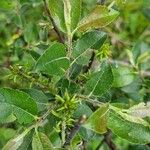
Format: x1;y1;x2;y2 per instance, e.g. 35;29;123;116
0;0;150;150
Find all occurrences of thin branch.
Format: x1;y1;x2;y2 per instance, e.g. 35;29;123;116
10;66;57;94
96;131;117;150
43;0;64;43
104;131;117;150
63;115;87;147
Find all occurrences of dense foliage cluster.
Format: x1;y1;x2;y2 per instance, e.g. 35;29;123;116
0;0;150;150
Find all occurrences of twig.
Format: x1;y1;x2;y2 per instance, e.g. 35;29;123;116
104;131;117;150
3;106;53;148
43;0;64;43
96;131;117;150
10;66;57;94
63;115;87;147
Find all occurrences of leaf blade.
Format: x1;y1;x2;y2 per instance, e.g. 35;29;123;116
83;104;109;134
77;5;119;32
32;132;54;150
35;42;70;76
85;62;113;96
108;110;150;144
0;88;38;124
72;30;107;65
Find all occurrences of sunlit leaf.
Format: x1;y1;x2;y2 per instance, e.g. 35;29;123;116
126;102;150;118
77;5;119;32
112;65;136;87
32;132;54;150
108;110;150;144
83;104;109;134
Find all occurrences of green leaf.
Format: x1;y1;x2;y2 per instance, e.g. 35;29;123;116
0;128;16;145
57;78;80;95
0;104;14;123
18;131;34;150
24;22;38;44
32;132;54;150
112;65;136;87
27;50;41;61
2;131;27;150
0;88;38;124
2;136;23;150
48;0;66;32
70;0;81;31
0;0;16;10
110;105;149;126
132;40;143;65
72;30;107;65
126;102;150;118
77;5;119;32
83;104;109;134
108;110;150;144
74;102;93;119
22;89;49;112
35;42;70;76
63;0;71;34
2;129;33;150
85;62;113;96
48;0;81;32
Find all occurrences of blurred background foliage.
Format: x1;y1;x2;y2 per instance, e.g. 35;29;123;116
0;0;150;149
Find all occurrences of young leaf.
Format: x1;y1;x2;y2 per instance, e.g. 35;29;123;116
112;65;136;87
48;0;66;32
49;0;81;32
32;132;54;150
108;110;150;144
0;88;38;124
72;30;107;65
2;129;31;150
70;0;81;31
35;42;70;76
2;134;24;150
83;104;109;134
63;0;71;34
76;5;119;32
85;62;113;96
